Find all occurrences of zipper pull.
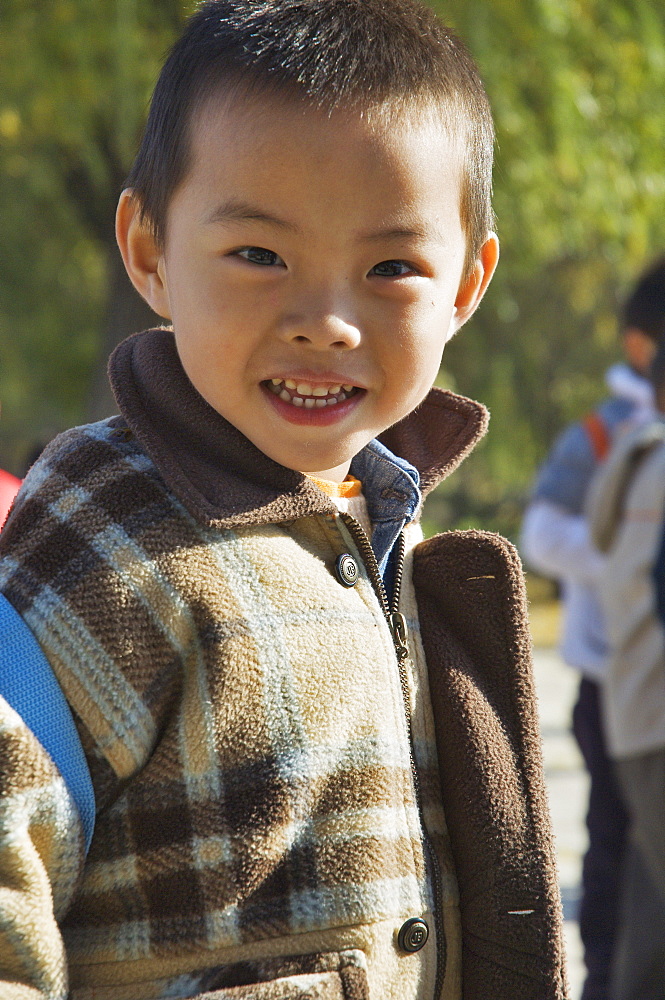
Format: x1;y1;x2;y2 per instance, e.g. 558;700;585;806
389;611;409;661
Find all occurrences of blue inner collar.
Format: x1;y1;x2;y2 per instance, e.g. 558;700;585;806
350;438;421;576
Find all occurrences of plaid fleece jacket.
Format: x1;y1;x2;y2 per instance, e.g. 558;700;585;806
0;330;567;1000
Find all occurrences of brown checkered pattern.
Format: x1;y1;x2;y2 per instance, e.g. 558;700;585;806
0;422;434;970
0;330;567;998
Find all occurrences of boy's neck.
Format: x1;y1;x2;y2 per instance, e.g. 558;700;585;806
299;460;352;484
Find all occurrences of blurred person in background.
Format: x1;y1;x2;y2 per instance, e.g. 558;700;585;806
520;256;665;1000
587;344;665;1000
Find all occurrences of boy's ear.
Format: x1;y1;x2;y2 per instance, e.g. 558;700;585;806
450;232;499;335
116;189;172;320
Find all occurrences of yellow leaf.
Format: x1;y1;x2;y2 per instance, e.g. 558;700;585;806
0;108;20;140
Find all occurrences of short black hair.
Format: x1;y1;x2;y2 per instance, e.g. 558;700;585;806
623;256;665;343
126;0;495;276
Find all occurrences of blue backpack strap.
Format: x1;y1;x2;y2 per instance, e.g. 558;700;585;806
0;593;95;853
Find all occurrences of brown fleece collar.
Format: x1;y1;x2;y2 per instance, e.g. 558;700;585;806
108;328;488;530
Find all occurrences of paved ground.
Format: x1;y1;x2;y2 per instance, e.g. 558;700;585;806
533;646;587;999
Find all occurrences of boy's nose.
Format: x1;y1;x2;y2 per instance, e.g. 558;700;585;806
277;300;362;350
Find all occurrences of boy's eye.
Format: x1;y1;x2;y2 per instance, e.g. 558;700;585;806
236;247;285;267
370;259;417;277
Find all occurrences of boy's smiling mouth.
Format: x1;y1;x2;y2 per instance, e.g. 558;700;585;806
264;377;362;409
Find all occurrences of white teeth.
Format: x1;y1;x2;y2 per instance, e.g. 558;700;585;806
270;377;357;406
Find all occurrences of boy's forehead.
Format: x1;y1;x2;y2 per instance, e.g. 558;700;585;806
176;97;465;245
189;87;466;184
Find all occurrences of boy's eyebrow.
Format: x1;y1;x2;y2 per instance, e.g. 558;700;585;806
204;198;301;233
204;201;443;245
358;224;440;244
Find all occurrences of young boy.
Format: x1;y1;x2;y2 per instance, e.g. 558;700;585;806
0;2;566;998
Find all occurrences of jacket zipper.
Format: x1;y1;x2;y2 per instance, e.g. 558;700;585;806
340;514;446;1000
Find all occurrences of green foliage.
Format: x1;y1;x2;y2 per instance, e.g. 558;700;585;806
429;0;665;538
0;0;190;471
1;0;664;539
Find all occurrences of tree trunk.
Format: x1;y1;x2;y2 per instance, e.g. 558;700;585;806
86;242;161;422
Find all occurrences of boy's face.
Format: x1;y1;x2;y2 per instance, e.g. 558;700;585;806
119;94;498;481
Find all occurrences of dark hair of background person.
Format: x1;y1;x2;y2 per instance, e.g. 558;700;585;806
623;256;665;342
125;0;495;278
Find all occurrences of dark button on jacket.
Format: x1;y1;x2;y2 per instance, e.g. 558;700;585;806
335;553;359;587
398;917;429;954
